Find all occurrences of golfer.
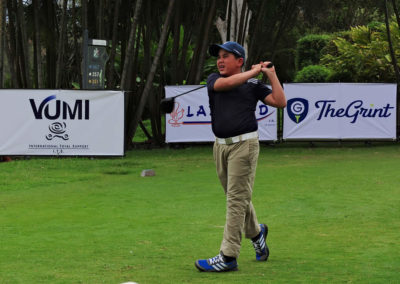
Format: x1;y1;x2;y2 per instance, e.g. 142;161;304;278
195;41;286;272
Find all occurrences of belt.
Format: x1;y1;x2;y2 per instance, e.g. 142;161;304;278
215;131;258;145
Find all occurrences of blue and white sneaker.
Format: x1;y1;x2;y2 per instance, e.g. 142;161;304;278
195;251;238;272
252;224;269;261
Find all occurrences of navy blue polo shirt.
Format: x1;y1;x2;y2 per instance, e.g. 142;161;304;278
207;73;272;138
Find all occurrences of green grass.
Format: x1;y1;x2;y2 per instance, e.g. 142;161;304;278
1;144;400;283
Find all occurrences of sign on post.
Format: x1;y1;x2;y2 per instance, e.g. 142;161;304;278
81;30;109;89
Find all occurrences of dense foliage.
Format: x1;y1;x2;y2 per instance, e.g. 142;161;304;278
321;20;400;82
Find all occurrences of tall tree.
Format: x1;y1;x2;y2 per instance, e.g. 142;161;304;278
55;0;68;88
33;0;44;88
391;0;400;28
170;0;182;85
43;0;57;88
383;0;400;83
215;0;252;51
120;0;143;89
106;0;121;89
127;0;176;147
194;0;217;83
384;0;400;136
17;0;32;88
6;0;21;88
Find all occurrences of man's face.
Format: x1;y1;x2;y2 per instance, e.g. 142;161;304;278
217;49;243;76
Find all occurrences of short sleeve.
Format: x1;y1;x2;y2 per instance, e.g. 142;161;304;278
207;73;221;93
254;82;272;102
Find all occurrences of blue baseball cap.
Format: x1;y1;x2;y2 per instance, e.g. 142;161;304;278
209;41;245;60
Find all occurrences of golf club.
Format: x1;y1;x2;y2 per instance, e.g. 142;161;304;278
160;63;274;113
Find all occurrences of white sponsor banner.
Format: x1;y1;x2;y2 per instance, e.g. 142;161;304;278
283;83;397;140
165;85;277;142
0;90;124;156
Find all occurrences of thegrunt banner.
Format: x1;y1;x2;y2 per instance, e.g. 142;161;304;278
283;83;397;140
0;90;124;156
165;85;278;142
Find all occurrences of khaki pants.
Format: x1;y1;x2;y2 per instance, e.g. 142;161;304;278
213;137;261;258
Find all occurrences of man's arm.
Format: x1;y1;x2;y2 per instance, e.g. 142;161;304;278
262;62;287;108
213;65;262;92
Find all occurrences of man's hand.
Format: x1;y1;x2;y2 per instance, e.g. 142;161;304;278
261;61;275;76
260;61;287;108
251;63;263;76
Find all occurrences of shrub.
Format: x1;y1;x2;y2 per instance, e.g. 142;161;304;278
320;21;400;83
294;65;332;83
295;34;331;70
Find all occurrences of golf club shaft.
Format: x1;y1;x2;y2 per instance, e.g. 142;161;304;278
172;85;207;99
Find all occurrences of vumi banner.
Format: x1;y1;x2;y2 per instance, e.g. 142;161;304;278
283;83;397;140
0;90;124;156
165;85;277;142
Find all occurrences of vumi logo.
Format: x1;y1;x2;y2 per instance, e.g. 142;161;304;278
30;95;90;140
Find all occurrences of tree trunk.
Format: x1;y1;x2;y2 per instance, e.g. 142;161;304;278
127;0;176;147
6;0;21;88
216;0;251;54
120;0;143;90
384;0;400;138
246;0;266;69
97;0;105;38
56;0;68;88
106;0;120;89
194;0;217;84
171;0;181;85
186;1;208;84
33;0;44;88
17;0;32;88
226;0;232;41
237;0;247;45
72;0;81;88
177;12;195;84
82;0;88;31
130;18;142;93
384;0;400;82
391;0;400;29
44;0;57;88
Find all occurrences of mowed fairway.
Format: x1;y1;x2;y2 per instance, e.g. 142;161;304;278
1;144;399;283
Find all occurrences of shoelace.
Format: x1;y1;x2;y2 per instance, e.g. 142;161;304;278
252;236;264;254
209;254;224;265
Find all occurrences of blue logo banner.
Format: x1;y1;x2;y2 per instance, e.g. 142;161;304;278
287;98;309;124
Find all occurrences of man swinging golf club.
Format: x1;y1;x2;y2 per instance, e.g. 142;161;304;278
195;41;286;272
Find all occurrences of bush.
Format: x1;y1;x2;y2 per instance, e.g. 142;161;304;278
296;34;331;70
294;65;332;83
320;22;400;83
